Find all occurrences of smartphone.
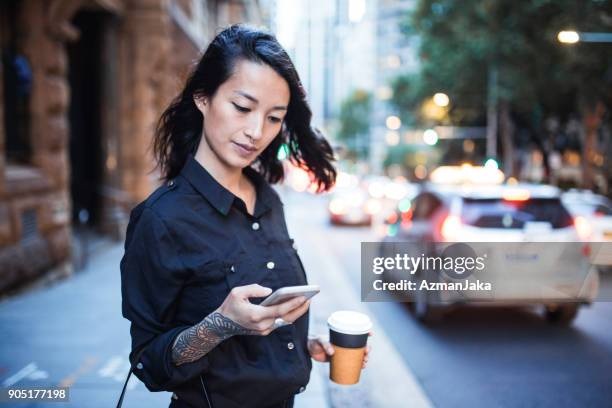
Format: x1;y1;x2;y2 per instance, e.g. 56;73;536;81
260;285;320;307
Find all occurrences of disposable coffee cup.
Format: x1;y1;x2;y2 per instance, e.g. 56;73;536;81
327;310;372;385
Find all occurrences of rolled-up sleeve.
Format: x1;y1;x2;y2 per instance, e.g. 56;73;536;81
120;206;210;392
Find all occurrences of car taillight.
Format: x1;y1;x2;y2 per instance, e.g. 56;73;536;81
441;215;462;241
400;208;413;228
386;212;399;224
574;216;592;241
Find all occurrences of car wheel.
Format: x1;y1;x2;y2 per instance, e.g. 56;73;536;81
545;304;579;325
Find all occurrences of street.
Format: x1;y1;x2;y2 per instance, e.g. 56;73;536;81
0;191;611;407
285;191;612;408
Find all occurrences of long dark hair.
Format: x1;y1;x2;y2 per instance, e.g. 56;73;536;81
153;24;336;192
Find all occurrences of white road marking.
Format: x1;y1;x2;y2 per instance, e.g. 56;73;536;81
2;362;48;387
98;356;124;378
28;370;49;380
98;355;137;388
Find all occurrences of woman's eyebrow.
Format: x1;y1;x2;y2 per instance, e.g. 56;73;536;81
234;90;287;111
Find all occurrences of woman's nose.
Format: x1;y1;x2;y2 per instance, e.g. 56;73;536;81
245;115;264;141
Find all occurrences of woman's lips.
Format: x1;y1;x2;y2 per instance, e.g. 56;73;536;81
232;141;257;157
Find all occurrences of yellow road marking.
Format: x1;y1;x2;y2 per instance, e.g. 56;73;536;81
58;356;98;387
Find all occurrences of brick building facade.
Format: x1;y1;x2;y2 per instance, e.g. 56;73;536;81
0;0;263;293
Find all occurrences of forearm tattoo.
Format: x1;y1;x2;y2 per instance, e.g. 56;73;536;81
172;312;255;366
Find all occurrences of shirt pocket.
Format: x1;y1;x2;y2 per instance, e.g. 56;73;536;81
269;237;309;287
181;259;232;318
224;252;279;295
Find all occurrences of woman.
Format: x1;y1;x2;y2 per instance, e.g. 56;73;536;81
120;25;369;408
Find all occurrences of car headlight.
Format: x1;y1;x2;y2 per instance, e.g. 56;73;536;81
364;199;382;215
329;198;347;215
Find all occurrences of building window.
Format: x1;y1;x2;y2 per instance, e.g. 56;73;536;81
1;0;32;165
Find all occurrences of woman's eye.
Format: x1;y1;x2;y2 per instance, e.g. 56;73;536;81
232;103;250;113
268;116;282;124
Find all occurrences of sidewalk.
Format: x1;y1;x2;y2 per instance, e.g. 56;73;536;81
0;191;432;408
284;191;433;408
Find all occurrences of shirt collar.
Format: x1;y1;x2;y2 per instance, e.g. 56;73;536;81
179;155;277;217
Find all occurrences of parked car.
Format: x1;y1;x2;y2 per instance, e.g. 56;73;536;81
328;186;381;226
363;175;419;231
562;189;612;270
562;189;612;240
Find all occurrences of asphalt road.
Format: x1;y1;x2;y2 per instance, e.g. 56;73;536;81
285;191;612;408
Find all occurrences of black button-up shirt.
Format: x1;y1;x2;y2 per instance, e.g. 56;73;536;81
120;155;311;408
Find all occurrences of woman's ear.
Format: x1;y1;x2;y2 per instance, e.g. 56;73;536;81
193;96;207;115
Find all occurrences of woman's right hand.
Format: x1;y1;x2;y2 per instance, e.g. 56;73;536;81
216;284;310;336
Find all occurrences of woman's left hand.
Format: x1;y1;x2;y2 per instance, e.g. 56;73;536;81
307;332;373;369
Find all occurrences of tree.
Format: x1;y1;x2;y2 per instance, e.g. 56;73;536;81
392;0;612;186
336;89;372;160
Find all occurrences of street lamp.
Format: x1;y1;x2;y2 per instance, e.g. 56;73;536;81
557;30;580;44
557;30;612;44
433;92;450;107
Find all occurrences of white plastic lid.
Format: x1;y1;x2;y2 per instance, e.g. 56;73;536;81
327;310;372;335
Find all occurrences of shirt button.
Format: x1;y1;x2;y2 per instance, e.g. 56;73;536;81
252;222;260;230
298;386;305;393
266;261;275;270
287;342;294;350
167;180;175;188
230;265;235;273
136;362;143;369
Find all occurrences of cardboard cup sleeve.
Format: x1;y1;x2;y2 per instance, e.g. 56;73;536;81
327;311;372;385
